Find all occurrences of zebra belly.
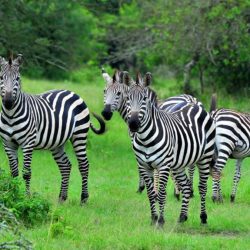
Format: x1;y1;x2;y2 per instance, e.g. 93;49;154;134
33;124;75;150
135;151;173;170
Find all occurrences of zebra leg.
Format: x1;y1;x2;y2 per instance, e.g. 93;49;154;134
197;161;210;224
139;165;158;225
137;164;145;193
230;159;243;202
4;142;19;178
22;148;33;196
212;149;232;203
173;171;191;223
171;171;180;201
71;134;89;205
52;147;72;203
157;166;170;227
153;169;159;196
188;165;195;197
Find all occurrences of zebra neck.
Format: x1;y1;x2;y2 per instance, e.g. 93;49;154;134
118;99;127;122
137;104;165;137
134;105;175;152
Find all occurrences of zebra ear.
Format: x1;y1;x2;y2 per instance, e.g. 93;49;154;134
101;67;113;85
13;54;23;66
112;70;119;83
123;71;130;86
0;57;7;66
118;71;124;83
144;72;152;87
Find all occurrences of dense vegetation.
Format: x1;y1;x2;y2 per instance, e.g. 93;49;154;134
0;0;249;93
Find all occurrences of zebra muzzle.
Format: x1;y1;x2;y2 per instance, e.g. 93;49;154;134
3;92;14;110
128;112;140;132
102;104;113;120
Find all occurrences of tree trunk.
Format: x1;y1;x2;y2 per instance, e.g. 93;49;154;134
183;53;200;94
198;64;204;94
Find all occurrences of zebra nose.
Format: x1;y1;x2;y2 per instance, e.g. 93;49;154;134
3;91;14;110
128;112;140;132
102;104;113;120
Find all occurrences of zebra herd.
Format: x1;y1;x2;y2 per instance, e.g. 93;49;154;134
102;69;250;226
0;55;249;227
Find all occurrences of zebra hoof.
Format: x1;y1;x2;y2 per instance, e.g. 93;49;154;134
157;216;165;227
212;196;217;203
200;213;207;224
230;195;235;203
178;214;188;223
81;193;89;205
137;185;145;193
58;195;67;203
151;214;158;225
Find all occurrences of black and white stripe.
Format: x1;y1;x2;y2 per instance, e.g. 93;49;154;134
102;69;160;193
211;100;250;202
125;73;215;226
101;69;200;198
0;55;105;204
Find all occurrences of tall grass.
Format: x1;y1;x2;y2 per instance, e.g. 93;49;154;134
1;68;250;249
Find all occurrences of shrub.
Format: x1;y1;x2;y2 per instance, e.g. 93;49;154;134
0;204;33;249
0;168;50;226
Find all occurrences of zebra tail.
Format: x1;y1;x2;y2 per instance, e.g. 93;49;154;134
90;112;106;135
209;93;217;113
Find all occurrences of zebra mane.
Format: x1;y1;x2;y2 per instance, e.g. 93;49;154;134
8;52;14;66
147;87;158;106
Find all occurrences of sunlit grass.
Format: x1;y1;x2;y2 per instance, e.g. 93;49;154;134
1;71;250;249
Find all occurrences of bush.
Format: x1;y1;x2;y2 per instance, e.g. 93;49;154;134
0;168;50;226
0;204;33;249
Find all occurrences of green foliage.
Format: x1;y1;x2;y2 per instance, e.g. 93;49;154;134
0;168;50;226
1;0;249;91
0;204;33;249
93;0;250;92
0;0;105;79
48;208;73;238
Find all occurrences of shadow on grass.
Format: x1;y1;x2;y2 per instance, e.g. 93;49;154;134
173;223;248;238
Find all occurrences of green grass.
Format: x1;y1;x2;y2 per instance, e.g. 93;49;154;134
1;71;250;249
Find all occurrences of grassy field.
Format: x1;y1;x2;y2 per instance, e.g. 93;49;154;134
1;70;250;249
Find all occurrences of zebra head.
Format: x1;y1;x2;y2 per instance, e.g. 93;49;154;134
127;72;155;132
101;69;128;120
0;54;22;110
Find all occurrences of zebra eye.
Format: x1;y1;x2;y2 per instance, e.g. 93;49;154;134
16;76;20;81
117;91;121;96
0;75;3;81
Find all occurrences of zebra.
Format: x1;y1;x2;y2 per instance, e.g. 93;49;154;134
0;55;105;204
101;69;201;198
210;96;250;202
102;69;160;194
125;72;215;226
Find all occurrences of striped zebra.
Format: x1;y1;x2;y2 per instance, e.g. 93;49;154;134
102;69;159;194
125;72;215;226
101;69;200;198
0;55;105;204
211;96;250;202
